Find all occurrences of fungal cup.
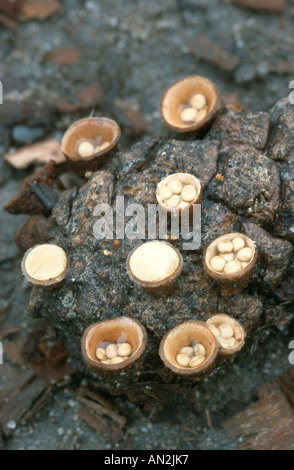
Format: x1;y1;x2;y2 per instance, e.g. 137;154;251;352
206;314;246;356
159;321;219;376
156;173;202;220
127;241;183;297
61;117;121;175
203;233;257;296
160;75;221;133
21;243;68;289
81;316;147;373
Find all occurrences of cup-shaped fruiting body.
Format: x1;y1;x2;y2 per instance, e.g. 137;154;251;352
81;316;147;373
203;233;257;296
159;321;219;376
156;173;202;220
127;241;183;297
21;243;68;289
160;75;221;133
206;314;246;356
61;117;121;175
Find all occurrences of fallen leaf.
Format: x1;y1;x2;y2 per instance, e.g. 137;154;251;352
55;83;105;113
4;138;65;169
114;99;146;135
0;0;22;19
45;47;80;66
188;34;239;72
0;324;20;341
233;0;285;13
21;0;62;20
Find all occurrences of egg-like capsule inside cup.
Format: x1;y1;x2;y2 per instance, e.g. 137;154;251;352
224;260;242;274
210;256;226;272
217;240;233;254
180;107;198;123
158;185;173;201
77;140;95;158
232;236;245;252
81;317;147;372
237;247;253;262
168;179;183;195
190;93;207;110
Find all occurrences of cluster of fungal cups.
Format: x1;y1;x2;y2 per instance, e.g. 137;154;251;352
210;236;253;274
95;340;133;365
176;341;207;368
76;137;110;158
179;93;208;125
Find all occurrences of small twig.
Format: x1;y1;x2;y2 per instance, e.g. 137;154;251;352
205;408;212;429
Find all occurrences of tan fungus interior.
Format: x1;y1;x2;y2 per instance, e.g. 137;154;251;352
85;317;144;365
162;322;218;372
161;76;219;130
156;173;201;207
61;118;120;159
206;314;245;347
205;233;255;275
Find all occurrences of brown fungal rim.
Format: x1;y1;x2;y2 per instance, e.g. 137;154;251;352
61;117;121;162
160;75;221;133
159;321;219;376
156;173;202;213
206;313;246;356
81;316;148;372
203;232;258;282
21;243;68;287
126;241;183;289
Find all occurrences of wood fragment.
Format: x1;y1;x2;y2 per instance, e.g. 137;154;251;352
21;0;62;20
78;406;108;436
0;365;36;392
3;338;27;365
180;426;198;436
32;360;73;385
45;47;80;66
4;161;62;215
233;0;285;13
223;382;294;450
55;83;105;114
0;12;16;28
0;0;22;19
0;373;49;438
268;61;294;75
77;387;126;428
38;342;69;365
4;139;66;170
205;408;212;429
187;34;239;72
0;324;20;340
276;369;294;407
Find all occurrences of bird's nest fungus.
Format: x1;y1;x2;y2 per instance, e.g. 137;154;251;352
5;91;294;405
